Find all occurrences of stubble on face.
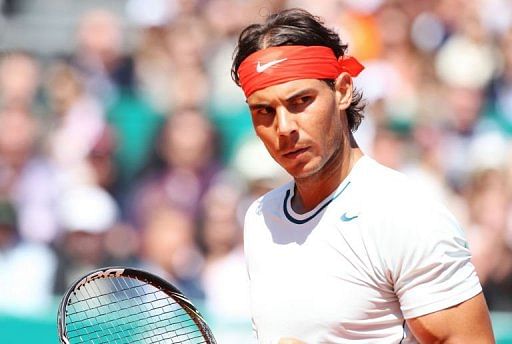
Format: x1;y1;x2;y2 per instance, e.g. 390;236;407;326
293;118;347;183
290;87;347;182
249;78;351;183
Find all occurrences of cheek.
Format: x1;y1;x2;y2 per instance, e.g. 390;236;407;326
254;124;276;148
327;112;344;140
309;100;342;146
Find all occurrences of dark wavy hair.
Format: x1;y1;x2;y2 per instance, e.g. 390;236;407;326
231;8;365;132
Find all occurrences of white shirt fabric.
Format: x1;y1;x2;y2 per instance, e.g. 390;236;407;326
244;156;482;344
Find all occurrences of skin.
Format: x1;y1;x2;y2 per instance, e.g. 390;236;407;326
246;73;495;343
278;339;306;344
407;293;495;344
247;73;362;213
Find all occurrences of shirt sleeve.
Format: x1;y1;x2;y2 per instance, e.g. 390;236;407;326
386;201;482;319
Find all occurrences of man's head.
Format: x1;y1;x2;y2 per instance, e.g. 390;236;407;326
231;8;364;132
231;8;365;180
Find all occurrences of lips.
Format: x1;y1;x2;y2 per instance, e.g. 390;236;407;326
282;147;309;158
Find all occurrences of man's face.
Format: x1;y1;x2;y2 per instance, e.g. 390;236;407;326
247;78;348;180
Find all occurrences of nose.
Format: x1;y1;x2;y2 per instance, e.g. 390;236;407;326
276;107;298;137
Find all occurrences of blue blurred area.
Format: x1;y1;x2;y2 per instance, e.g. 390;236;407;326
0;305;511;343
0;298;254;344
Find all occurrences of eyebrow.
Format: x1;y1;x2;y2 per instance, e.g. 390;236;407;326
284;88;316;102
247;103;270;111
245;88;315;109
246;88;317;110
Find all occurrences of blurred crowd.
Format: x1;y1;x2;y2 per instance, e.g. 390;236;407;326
0;0;511;334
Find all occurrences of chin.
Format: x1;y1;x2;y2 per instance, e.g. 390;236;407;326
287;161;323;180
292;170;320;181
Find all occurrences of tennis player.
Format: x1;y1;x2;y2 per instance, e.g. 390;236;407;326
232;8;495;344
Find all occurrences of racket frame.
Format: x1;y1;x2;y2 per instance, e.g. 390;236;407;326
57;266;216;344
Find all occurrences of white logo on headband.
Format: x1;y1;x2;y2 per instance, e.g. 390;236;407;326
256;58;288;73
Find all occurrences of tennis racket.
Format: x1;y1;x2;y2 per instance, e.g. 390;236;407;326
57;266;217;344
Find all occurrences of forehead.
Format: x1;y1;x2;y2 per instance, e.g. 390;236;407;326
246;78;329;104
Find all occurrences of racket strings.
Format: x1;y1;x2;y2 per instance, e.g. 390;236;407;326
66;277;138;305
67;279;201;343
66;287;180;329
70;309;201;343
64;277;207;343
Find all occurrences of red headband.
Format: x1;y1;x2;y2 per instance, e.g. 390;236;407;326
237;45;364;98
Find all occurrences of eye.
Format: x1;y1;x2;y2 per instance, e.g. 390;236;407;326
254;106;274;116
294;96;312;105
288;95;313;112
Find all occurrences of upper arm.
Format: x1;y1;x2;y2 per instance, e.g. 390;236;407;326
379;194;493;342
386;201;483;319
406;292;495;343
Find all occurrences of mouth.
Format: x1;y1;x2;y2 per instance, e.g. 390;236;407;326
282;147;309;159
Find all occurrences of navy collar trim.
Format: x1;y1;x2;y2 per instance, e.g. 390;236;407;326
283;181;351;224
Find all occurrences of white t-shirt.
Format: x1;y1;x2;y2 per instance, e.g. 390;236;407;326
243;156;482;343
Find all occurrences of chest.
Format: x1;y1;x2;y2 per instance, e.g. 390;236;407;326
246;218;401;341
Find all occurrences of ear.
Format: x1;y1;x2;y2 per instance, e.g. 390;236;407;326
334;72;353;111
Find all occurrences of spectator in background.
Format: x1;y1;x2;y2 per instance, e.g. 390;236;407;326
105;5;166;206
166;16;210;110
433;1;497;192
199;181;250;318
485;27;512;135
204;0;287;163
126;0;204;114
72;9;134;105
46;62;106;180
129;16;175;114
138;205;204;301
129;107;223;226
0;51;40;111
441;86;487;191
402;122;466;216
85;125;118;192
0;104;60;243
370;124;409;171
106;88;163;209
53;184;119;294
464;167;512;311
0;199;57;315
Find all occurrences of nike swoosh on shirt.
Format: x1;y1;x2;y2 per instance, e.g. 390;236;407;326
340;212;359;222
256;58;288;73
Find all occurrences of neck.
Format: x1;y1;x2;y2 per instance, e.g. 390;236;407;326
291;136;363;214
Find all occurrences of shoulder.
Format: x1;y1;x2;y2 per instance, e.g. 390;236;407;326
354;158;466;253
357;157;413;196
356;157;445;216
